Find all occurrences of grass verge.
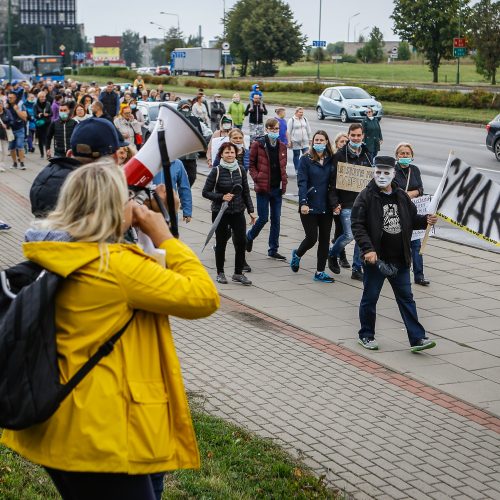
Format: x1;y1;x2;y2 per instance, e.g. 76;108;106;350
0;394;339;499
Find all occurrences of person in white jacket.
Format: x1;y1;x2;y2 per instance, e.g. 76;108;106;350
113;106;142;146
287;107;312;173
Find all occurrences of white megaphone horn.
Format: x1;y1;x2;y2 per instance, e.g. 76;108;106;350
123;104;207;187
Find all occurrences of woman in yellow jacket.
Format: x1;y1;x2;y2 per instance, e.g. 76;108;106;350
1;161;220;499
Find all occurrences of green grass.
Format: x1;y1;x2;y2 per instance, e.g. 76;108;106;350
0;395;339;499
77;74;495;124
277;61;490;86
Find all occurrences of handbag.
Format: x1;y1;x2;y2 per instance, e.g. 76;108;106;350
35;118;46;128
6;128;14;142
134;133;143;146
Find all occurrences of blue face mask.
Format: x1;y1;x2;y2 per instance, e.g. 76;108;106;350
398;157;412;166
349;140;362;149
267;132;279;140
313;144;327;153
59;112;69;120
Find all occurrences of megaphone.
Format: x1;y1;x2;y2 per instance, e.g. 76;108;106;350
123;104;206;187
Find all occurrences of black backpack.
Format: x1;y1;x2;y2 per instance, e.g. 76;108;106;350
0;261;134;430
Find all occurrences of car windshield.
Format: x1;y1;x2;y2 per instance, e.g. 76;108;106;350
339;88;371;100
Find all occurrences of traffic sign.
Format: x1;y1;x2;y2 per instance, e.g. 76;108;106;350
391;47;398;53
222;50;231;55
312;40;326;47
390;52;398;59
222;42;230;50
453;47;467;57
453;37;466;48
59;44;65;51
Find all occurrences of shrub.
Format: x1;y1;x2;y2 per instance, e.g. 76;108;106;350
77;67;128;77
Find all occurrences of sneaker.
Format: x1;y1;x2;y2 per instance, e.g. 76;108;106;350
339;252;351;269
290;249;301;272
0;166;5;173
415;277;430;286
328;254;340;274
243;261;252;273
269;252;286;261
216;273;228;284
351;269;364;281
358;338;379;350
18;162;26;170
314;271;335;283
10;162;17;169
0;222;11;231
411;338;436;353
245;236;253;253
232;273;252;286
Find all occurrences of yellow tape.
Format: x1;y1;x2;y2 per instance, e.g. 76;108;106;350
437;213;500;247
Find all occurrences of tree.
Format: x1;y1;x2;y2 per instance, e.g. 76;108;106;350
151;44;167;66
226;0;305;76
121;30;142;67
312;48;326;63
465;0;500;84
397;41;411;61
392;0;467;83
357;27;385;63
186;34;203;47
326;42;344;56
163;27;185;59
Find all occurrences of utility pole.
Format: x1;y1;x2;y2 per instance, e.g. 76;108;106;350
456;3;461;85
316;0;322;82
7;0;12;82
222;0;226;79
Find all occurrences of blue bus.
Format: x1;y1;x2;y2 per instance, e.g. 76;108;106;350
13;55;64;82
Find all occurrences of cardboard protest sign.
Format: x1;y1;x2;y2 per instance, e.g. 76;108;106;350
436;157;500;246
335;162;373;193
412;195;431;241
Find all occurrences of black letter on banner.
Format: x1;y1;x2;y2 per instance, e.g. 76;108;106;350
461;180;491;235
486;192;500;241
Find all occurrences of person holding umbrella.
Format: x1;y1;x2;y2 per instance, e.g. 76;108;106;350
202;142;256;286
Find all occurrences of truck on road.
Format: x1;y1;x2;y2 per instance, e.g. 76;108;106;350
171;48;221;77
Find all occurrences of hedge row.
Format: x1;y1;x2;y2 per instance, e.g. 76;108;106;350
75;68;499;110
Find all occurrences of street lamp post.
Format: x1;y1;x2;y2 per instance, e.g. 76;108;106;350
347;12;360;43
316;0;322;82
7;0;12;82
353;22;360;43
222;0;226;78
159;12;180;32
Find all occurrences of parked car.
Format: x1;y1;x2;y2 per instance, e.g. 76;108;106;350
486;114;500;162
137;67;157;75
137;101;211;156
316;86;383;123
0;65;29;84
155;66;170;76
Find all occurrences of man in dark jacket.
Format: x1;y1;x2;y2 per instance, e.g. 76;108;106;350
98;81;120;118
351;155;438;353
45;103;78;158
244;94;268;142
30;118;122;217
246;118;288;260
328;123;372;280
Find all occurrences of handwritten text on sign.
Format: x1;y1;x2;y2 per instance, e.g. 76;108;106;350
411;195;431;241
336;162;373;193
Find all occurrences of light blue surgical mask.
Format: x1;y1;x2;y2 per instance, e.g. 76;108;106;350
313;144;327;153
267;132;279;140
398;157;412;166
349;140;362;149
59;112;69;120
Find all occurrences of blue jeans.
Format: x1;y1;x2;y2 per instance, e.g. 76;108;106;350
292;147;309;172
9;128;25;151
411;239;424;280
359;264;426;346
247;187;282;255
329;208;363;271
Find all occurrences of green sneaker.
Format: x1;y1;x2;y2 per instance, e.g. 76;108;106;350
411;338;436;353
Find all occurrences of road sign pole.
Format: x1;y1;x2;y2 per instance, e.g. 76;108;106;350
7;0;12;82
316;0;322;82
456;7;461;85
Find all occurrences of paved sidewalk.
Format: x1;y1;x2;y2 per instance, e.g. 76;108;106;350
2;155;500;498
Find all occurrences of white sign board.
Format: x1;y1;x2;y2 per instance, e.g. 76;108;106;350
412;195;431;241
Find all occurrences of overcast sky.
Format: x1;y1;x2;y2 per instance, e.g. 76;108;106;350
76;0;401;44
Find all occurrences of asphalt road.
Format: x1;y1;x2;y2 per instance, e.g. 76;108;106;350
240;105;500;253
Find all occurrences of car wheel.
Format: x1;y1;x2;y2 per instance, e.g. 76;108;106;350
316;106;325;120
495;139;500;162
340;109;348;123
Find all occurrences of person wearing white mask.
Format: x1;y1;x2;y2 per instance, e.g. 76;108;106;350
351;155;438;353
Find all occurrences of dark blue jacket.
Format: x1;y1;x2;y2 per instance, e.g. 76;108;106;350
297;153;334;214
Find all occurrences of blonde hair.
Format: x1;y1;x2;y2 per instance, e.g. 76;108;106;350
40;158;128;244
333;132;348;153
395;142;414;157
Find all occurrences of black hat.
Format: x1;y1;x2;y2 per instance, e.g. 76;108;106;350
373;155;396;169
70;118;121;158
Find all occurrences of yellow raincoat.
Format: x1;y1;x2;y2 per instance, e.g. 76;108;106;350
1;238;219;474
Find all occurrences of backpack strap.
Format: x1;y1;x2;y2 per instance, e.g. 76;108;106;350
59;311;136;399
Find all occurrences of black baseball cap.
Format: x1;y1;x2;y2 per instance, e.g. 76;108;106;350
70;118;122;158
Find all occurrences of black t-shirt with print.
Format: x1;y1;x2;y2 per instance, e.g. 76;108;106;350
379;190;405;266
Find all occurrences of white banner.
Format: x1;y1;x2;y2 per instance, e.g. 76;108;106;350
412;195;431;241
436;157;500;246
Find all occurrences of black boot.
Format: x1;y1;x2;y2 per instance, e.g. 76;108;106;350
339;249;350;269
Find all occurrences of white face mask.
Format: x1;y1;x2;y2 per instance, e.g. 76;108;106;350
373;168;395;188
